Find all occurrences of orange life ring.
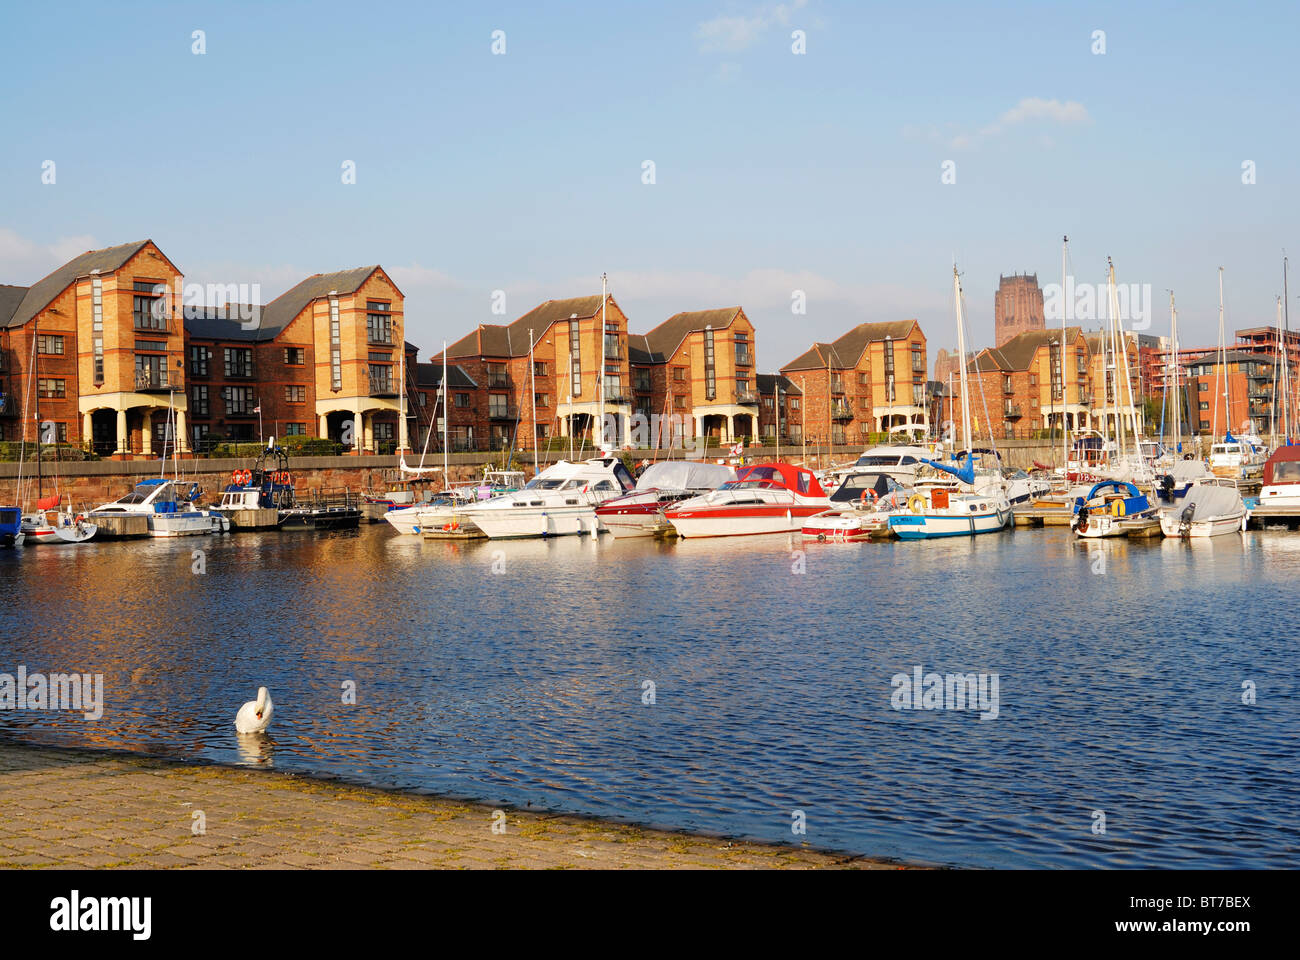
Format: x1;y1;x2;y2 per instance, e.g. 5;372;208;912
283;472;293;486
860;489;879;504
243;469;253;485
231;470;242;484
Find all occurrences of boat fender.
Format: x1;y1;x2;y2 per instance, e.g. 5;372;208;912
908;493;926;514
1112;499;1126;517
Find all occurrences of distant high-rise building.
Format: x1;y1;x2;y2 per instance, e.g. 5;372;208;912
994;273;1045;347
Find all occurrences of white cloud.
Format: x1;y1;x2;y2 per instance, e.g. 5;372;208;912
0;228;100;283
908;97;1092;151
696;0;808;53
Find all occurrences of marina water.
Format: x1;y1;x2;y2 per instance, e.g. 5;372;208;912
1;526;1296;868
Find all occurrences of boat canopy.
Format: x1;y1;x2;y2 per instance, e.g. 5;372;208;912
1083;479;1142;500
734;463;826;497
1263;445;1300;485
1178;483;1245;521
1169;459;1211;483
635;460;734;492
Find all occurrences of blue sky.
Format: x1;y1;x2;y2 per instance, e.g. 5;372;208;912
2;0;1297;368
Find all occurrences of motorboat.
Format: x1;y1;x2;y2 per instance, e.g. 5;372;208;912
91;478;230;536
1253;445;1300;513
1070;479;1158;539
215;446;360;530
818;444;931;490
595;461;736;539
998;467;1051;505
802;471;908;541
1159;478;1247;538
1155;458;1213;502
385;469;526;536
664;462;830;538
1209;435;1265;481
462;457;635;539
0;506;23;547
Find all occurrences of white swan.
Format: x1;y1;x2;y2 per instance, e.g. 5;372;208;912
234;686;274;734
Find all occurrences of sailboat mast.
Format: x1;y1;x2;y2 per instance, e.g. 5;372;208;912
1106;259;1126;460
599;273;607;451
1284;255;1292;441
1213;266;1226;439
33;314;42;499
953;264;972;456
1170;292;1180;457
441;341;449;482
529;328;538;475
1060;235;1069;470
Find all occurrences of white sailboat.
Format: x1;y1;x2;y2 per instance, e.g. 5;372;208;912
888;265;1012;540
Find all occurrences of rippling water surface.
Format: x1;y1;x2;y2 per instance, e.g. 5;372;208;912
2;523;1297;868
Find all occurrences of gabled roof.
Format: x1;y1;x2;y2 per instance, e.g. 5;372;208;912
756;373;802;395
260;266;386;335
446;295;609;359
183;305;270;342
0;285;29;326
972;327;1083;373
415;362;477;389
1182;349;1269;368
640;307;744;363
781;320;920;372
4;240;152;329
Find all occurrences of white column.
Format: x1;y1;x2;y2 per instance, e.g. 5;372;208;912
175;410;188;453
318;413;329;437
81;412;92;448
115;409;128;455
141;410;153;456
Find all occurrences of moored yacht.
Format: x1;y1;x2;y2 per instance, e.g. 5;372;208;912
663;463;830;538
802;471;908;541
385;469;526;536
463;457;635;539
91;478;230;537
1255;445;1300;510
595;461;735;539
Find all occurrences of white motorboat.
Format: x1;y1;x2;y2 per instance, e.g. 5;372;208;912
91;478;230;537
802;472;909;541
385;470;526;535
819;444;932;491
1159;477;1247;538
664;463;831;538
462;457;635;539
1209;437;1265;481
1070;479;1159;539
1257;446;1300;511
595;461;736;539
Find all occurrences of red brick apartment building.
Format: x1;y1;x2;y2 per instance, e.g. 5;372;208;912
756;374;801;443
0;240;408;456
779;320;928;446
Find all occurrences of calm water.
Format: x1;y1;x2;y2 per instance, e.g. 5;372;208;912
1;523;1297;868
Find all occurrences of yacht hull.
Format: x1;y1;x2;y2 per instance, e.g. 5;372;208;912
666;505;827;538
889;506;1012;539
470;506;603;539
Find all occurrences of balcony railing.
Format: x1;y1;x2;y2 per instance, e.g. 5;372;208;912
735;388;759;405
1003;405;1023;418
134;369;170;391
368;375;398;397
830;401;853;421
488;405;519;420
605;393;631;405
0;393;17;417
735;350;752;366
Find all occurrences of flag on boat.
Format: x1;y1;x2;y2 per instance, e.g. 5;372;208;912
253;404;262;413
730;441;743;456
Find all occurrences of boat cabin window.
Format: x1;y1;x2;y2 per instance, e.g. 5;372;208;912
853;455;902;467
832;474;894;501
613;462;635;490
592;480;616;492
525;477;565;490
1273;461;1300;482
117;482;167;504
796;473;811;494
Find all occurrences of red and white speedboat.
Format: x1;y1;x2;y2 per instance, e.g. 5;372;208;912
595;461;735;538
664;463;830;538
802;472;908;542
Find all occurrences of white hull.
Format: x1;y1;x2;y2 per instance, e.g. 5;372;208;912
1159;512;1245;538
668;509;821;538
889;505;1012;539
384;505;424;535
148;513;228;537
470;505;603;539
602;514;670;538
1257;485;1300;510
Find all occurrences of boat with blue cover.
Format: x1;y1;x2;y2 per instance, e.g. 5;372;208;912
1070;479;1158;538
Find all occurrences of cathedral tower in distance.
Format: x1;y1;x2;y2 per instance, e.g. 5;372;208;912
994;273;1045;347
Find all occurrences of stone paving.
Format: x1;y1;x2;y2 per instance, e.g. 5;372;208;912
0;743;909;869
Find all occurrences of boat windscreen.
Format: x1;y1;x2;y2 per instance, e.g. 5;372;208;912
524;478;565;490
831;473;893;501
1273;461;1300;482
